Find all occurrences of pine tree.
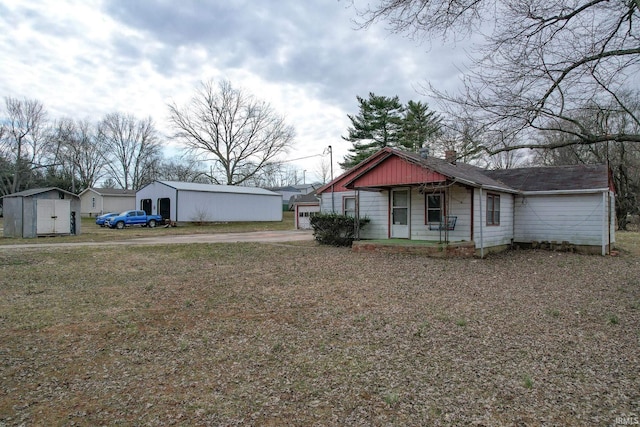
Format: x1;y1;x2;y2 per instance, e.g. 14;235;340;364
400;100;442;151
340;93;404;169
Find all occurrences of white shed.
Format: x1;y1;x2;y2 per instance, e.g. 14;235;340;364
135;181;283;223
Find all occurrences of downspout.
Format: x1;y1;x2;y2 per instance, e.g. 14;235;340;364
601;191;606;256
175;188;179;223
479;186;484;258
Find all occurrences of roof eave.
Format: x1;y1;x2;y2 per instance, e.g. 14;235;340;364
520;187;611;196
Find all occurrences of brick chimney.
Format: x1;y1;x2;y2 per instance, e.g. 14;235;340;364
445;150;457;164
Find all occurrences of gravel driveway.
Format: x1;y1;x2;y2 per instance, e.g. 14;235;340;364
0;230;314;250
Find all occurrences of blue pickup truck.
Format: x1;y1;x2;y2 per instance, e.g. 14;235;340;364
106;210;164;229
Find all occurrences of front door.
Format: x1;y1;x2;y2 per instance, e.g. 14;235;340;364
390;189;409;238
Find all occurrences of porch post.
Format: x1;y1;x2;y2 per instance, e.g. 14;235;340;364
479;187;484;258
601;191;606;256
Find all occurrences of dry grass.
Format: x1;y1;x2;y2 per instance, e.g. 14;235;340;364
0;212;296;246
1;238;639;426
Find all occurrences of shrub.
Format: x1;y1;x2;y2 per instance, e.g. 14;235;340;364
310;213;370;246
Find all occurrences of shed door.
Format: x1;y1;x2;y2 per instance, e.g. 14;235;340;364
390;189;409;238
158;198;171;220
37;199;71;235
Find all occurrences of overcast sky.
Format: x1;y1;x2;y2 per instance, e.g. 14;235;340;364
0;0;471;183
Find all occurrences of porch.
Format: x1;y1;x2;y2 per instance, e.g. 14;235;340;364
351;239;476;258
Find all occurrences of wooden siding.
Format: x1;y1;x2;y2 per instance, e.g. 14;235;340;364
513;193;608;246
350;156;447;188
317;150;391;193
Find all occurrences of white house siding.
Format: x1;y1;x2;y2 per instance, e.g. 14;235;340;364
513;192;611;246
473;189;514;249
80;190;101;217
319;190;388;239
79;190;135;217
104;196;135;215
320;191;351;214
410;185;473;242
358;190;389;239
609;191;616;245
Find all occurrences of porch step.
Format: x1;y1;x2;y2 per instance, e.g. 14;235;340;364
352;240;476;258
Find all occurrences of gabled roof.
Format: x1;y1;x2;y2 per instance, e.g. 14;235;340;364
317;147;515;194
485;164;610;192
317;147;611;195
292;192;319;204
79;188;136;197
2;187;79;198
157;181;279;196
267;185;301;193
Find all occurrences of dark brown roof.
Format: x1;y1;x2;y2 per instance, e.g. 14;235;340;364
398;150;516;192
485;164;609;192
292;192;319;204
91;188;136;196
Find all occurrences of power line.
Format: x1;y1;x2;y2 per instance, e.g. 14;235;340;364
276;152;326;164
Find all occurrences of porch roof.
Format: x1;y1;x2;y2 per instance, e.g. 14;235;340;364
332;148;516;193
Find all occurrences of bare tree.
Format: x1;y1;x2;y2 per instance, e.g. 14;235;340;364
314;156;331;184
52;118;107;192
156;154;209;183
98;113;162;190
0;97;53;195
168;80;295;185
353;0;640;155
533;95;640;228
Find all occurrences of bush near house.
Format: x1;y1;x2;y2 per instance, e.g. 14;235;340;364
310;213;369;246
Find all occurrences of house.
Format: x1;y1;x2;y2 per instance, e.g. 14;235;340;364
136;181;283;223
266;184;320;210
292;191;320;230
78;187;136;217
2;187;81;238
267;185;304;211
316;147;615;256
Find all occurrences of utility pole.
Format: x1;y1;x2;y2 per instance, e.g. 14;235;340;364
328;145;335;212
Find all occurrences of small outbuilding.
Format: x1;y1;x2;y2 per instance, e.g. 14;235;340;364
293;192;320;229
78;187;136;217
136;181;283;223
2;187;81;238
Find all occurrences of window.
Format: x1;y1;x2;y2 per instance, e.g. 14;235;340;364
343;197;356;216
486;193;500;225
426;193;442;224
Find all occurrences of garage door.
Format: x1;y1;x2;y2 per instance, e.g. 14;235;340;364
37;199;71;235
296;205;319;229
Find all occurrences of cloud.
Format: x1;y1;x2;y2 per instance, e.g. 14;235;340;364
0;0;472;179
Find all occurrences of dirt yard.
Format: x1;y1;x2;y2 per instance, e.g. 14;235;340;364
0;239;638;426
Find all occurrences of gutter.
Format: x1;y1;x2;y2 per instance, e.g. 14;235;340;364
520;188;610;196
